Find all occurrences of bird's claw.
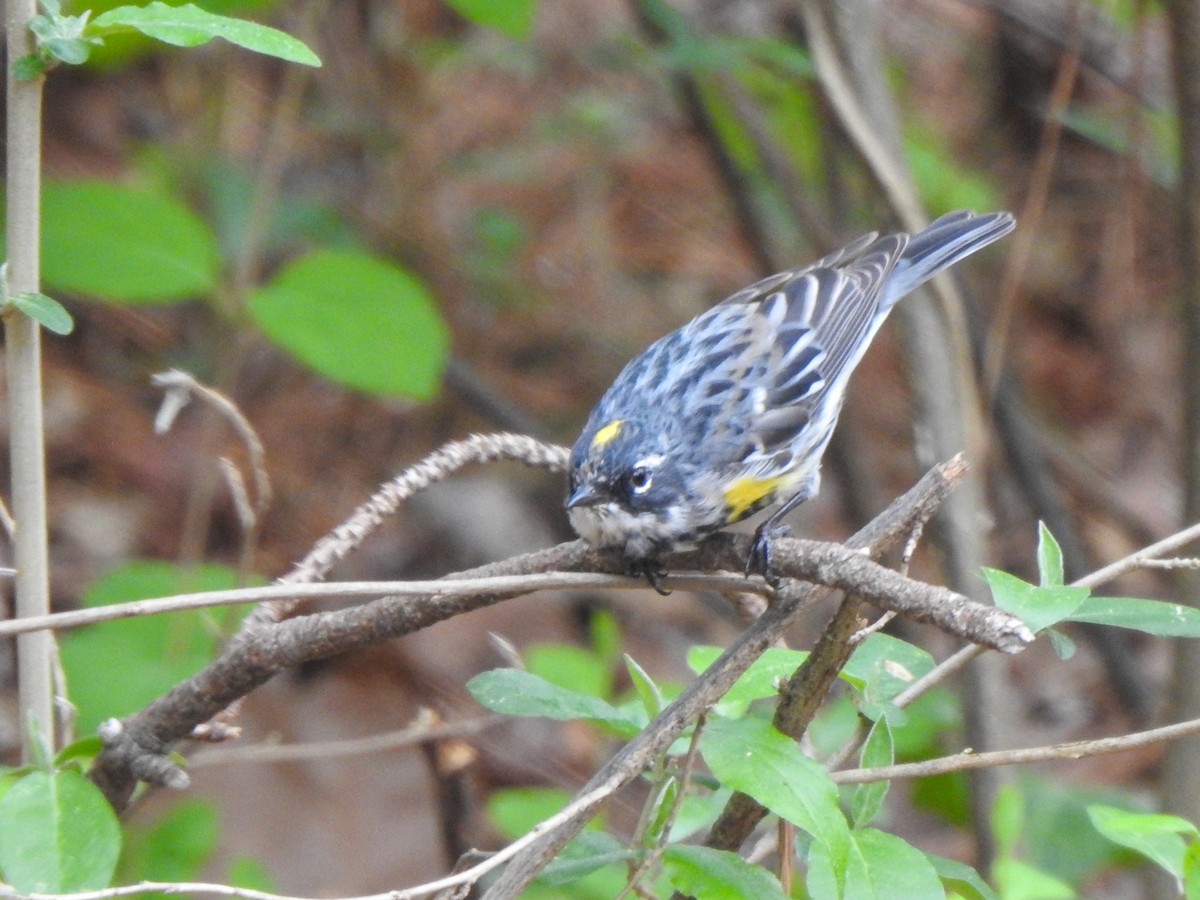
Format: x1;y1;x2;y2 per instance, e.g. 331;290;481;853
635;560;672;596
747;522;792;588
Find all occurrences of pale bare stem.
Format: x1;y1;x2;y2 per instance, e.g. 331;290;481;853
487;632;526;669
1139;557;1200;570
745;829;776;865
1076;519;1200;588
0;572;769;638
252;433;570;625
151;369;273;516
832;717;1200;785
778;819;795;894
849;611;896;646
898;516;926;576
218;458;255;535
187;715;503;768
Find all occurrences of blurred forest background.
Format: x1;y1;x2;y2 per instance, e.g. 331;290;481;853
5;0;1199;895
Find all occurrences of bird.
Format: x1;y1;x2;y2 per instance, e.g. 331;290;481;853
565;209;1015;589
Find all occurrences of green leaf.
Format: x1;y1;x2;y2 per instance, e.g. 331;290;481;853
25;714;54;772
663;845;789;900
10;292;74;334
1067;596;1200;637
982;567;1090;634
54;736;104;769
687;644;808;715
842;633;934;707
1016;776;1136;885
120;799;217;883
526;643;610;700
1037;523;1065;587
537;830;631;886
487;787;573;839
37;179;220;303
924;852;997;900
700;716;848;856
851;718;893;828
991;783;1024;859
1184;839;1200;900
467;668;640;733
59;560;253;736
1088;804;1197;885
246;249;448;399
442;0;535;39
809;828;944;900
625;654;664;719
1045;628;1077;660
0;769;120;892
991;858;1074;900
45;37;92;64
90;3;320;66
12;54;48;79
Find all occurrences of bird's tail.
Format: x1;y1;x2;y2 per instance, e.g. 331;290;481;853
882;210;1015;308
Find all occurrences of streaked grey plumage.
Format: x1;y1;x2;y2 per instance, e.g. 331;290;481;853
567;210;1015;571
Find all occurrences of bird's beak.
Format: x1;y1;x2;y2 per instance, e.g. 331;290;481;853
567;483;604;509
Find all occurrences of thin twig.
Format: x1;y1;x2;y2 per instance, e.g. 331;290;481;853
832;717;1200;784
188;716;504;768
152;370;272;518
0;572;772;638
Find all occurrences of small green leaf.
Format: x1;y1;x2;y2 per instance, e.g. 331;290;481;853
641;777;679;844
687;644;809;714
247;249;448;399
1037;523;1065;587
842;633;934;706
0;769;120;892
54;736;103;769
24;714;54;772
625;654;664;719
467;668;640;733
991;858;1075;900
442;0;535;39
44;37;91;64
982;567;1090;633
10;292;73;334
852;718;893;828
90;3;320;66
924;852;997;900
701;716;848;856
1068;596;1200;637
1088;804;1197;886
12;54;47;79
663;845;789;900
1045;628;1077;660
37;179;220;303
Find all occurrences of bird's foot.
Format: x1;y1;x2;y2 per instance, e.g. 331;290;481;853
747;522;792;587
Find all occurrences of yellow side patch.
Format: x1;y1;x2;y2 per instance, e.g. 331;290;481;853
591;419;624;449
723;474;786;521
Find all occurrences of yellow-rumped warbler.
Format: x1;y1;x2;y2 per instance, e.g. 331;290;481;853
566;210;1015;584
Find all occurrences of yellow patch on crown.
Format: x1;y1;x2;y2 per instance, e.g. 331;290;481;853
722;474;787;521
591;419;625;449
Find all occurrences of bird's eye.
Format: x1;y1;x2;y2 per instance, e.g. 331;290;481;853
626;467;653;494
